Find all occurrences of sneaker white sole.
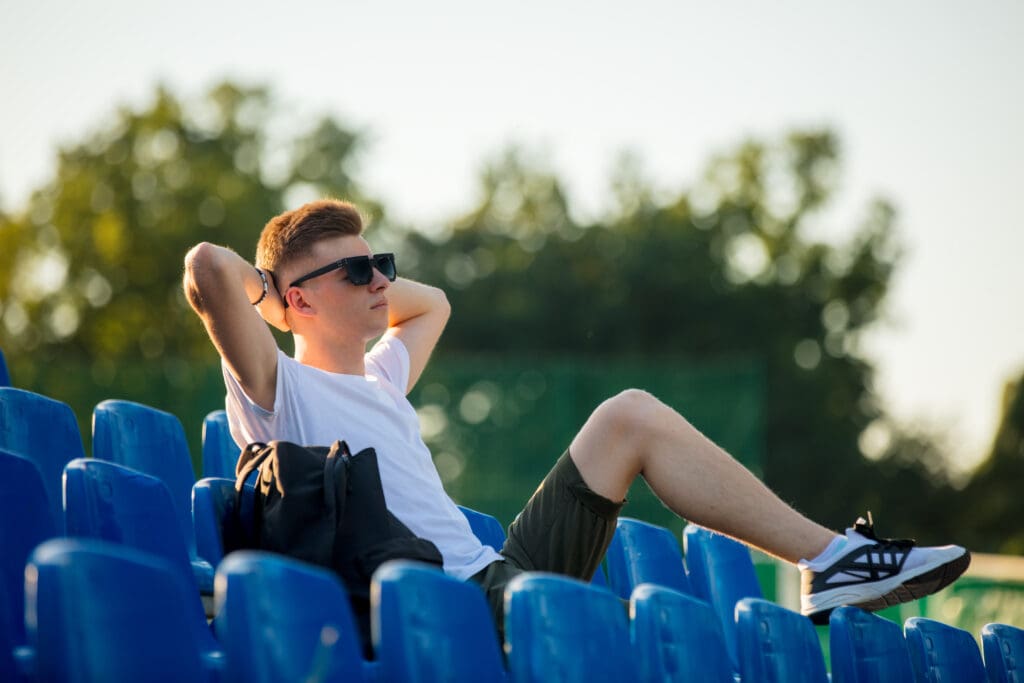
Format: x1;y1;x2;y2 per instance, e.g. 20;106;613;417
802;547;970;624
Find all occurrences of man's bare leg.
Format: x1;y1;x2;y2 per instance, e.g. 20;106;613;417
568;389;837;564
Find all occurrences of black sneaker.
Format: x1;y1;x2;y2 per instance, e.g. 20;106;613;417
799;514;970;625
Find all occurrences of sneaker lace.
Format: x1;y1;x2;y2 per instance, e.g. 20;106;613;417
853;511;916;550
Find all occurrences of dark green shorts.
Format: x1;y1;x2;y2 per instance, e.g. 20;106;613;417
469;450;625;634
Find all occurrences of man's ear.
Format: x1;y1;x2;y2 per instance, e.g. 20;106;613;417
285;287;316;317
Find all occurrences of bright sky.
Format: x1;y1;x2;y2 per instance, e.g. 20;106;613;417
2;0;1022;473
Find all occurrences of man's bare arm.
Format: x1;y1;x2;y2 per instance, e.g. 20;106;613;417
182;243;283;411
384;278;451;392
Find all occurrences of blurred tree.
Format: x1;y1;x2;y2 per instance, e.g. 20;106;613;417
401;135;953;534
0;81;376;461
858;424;961;543
959;372;1024;553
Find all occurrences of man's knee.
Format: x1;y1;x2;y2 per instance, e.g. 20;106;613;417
591;389;665;441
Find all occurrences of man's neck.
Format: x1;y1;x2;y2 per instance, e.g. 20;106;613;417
293;335;367;376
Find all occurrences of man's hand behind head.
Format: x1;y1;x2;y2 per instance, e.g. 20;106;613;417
258;270;290;332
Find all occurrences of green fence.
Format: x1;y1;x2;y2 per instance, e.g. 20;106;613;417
408;353;767;534
10;355;228;467
13;352;767;512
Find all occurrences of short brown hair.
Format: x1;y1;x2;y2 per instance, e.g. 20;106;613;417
256;199;364;273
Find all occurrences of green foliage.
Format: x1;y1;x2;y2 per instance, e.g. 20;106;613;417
398;138;925;531
959;373;1024;553
409;355;767;533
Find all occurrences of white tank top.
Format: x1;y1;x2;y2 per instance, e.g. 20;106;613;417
222;334;501;580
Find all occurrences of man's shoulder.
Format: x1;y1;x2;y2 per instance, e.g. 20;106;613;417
366;334;410;392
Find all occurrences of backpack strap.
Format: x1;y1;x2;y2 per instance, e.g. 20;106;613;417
233;442;269;548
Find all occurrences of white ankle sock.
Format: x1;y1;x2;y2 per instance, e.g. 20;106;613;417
801;535;848;569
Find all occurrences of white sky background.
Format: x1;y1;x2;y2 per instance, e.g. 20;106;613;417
1;0;1022;473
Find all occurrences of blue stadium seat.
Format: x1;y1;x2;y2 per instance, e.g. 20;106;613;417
216;551;371;683
505;572;633;682
590;562;609;587
193;477;252;567
905;617;986;683
603;525;628;596
202;410;238;479
26;538;219;682
0;584;24;682
982;622;1024;683
735;597;829;683
372;560;505;683
0;349;9;386
683;524;763;670
605;517;690;600
456;504;608;586
457;505;506;551
92;399;212;586
0;450;57;679
829;606;914;683
630;583;734;682
64;458;216;598
0;388;86;526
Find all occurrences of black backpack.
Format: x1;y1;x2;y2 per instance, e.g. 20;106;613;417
233;439;443;653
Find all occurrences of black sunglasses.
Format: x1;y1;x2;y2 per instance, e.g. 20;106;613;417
289;253;397;288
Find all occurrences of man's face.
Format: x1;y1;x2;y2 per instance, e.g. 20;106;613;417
283;235;392;343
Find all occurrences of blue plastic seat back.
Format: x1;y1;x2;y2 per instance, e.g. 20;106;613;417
983;622;1024;683
0;349;9;386
457;505;507;551
92;399;198;556
605;517;690;600
0;450;58;647
26;538;213;683
202;410;238;479
216;551;368;683
0;583;22;682
604;525;628;597
829;606;913;683
684;524;763;669
590;563;609;587
64;457;216;604
456;505;611;587
0;388;86;526
905;617;986;683
505;572;633;683
736;597;829;683
193;477;253;567
630;583;734;682
373;560;505;683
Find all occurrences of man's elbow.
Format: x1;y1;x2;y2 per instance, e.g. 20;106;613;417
432;286;452;323
184;242;221;273
182;242;222;312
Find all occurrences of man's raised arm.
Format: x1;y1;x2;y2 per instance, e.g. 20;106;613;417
182;243;282;411
384;278;451;393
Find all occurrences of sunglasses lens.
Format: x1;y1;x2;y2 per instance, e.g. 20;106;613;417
346;257;374;285
375;254;397;281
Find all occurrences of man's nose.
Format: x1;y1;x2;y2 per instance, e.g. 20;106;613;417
369;266;391;290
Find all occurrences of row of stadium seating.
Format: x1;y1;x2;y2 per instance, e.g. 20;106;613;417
29;535;1024;683
2;358;1023;681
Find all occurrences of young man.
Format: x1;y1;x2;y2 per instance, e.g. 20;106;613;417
183;199;969;627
